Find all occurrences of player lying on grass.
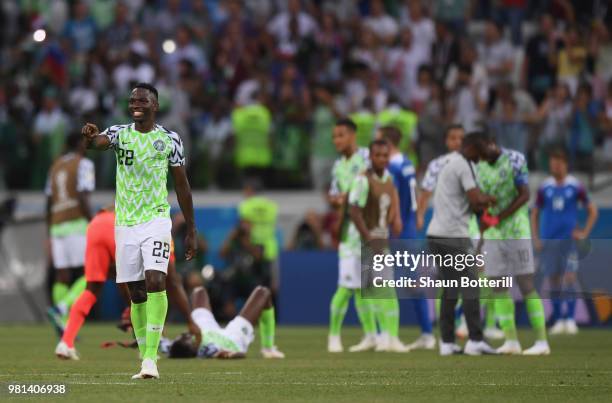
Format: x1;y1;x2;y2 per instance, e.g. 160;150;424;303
54;206;199;360
531;149;598;335
475;134;550;355
167;285;284;359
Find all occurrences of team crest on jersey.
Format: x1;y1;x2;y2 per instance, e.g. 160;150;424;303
499;168;507;179
153;139;165;152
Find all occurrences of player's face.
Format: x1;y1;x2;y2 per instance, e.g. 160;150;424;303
549;156;568;178
370;144;390;172
332;126;353;154
446;128;464;152
128;88;158;122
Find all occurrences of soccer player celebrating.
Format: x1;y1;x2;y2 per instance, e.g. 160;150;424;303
349;139;406;352
167;285;284;359
476;135;550;355
531;149;598;335
54;206;199;360
81;83;197;379
377;126;435;351
327;118;377;353
45;133;94;334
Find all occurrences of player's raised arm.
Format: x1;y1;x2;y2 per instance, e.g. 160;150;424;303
170;165;197;260
81;122;111;150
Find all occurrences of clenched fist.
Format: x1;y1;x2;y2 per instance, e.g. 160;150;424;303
81;122;99;140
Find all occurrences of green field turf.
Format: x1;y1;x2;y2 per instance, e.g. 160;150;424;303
0;324;611;402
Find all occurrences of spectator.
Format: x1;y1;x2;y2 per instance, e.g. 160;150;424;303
112;40;155;93
400;0;436;61
231;93;273;184
410;64;433;113
557;26;588;95
523;13;560;103
417;81;449;168
570;83;599;187
386;27;429;105
31;88;69;188
602;80;612;166
238;180;279;292
163;25;207;83
350;27;385;74
431;21;461;83
490;97;528;154
289;210;325;250
363;0;399;45
104;1;133;63
62;1;97;54
310;85;341;191
534;83;573;169
219;219;265;318
448;64;487;133
432;0;472;35
497;0;528;46
267;0;317;54
477;20;515;88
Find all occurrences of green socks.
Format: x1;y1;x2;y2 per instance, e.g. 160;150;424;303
354;290;377;336
525;291;547;341
480;285;496;329
495;292;517;341
381;297;400;338
144;291;168;361
60;276;87;308
131;301;147;357
52;283;69;306
329;287;351;336
259;307;275;349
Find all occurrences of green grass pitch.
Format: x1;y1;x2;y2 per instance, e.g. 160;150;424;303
1;324;611;402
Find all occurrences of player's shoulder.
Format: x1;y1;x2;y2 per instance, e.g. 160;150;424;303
104;123;131;134
501;148;527;168
540;176;556;189
357;147;369;161
156;124;182;141
564;174;584;189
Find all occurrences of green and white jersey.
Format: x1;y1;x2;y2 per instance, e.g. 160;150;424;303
475;148;531;240
102;123;185;226
329;148;369;257
198;331;241;356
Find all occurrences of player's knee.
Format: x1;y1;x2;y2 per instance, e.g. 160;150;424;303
128;284;147;303
145;271;167;292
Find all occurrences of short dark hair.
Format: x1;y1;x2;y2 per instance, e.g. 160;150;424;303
444;124;464;139
369;139;389;151
66;132;83;151
134;82;158;100
379;126;402;146
335;118;357;133
168;339;197;359
549;148;568;162
463;131;491;148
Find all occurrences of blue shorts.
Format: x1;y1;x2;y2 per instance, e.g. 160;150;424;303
539;239;579;276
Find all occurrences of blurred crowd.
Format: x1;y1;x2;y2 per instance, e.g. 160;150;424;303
2;0;612;190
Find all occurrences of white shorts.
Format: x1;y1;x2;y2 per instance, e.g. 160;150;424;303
191;308;254;353
51;234;86;269
338;254;362;289
115;217;172;283
483;239;535;278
